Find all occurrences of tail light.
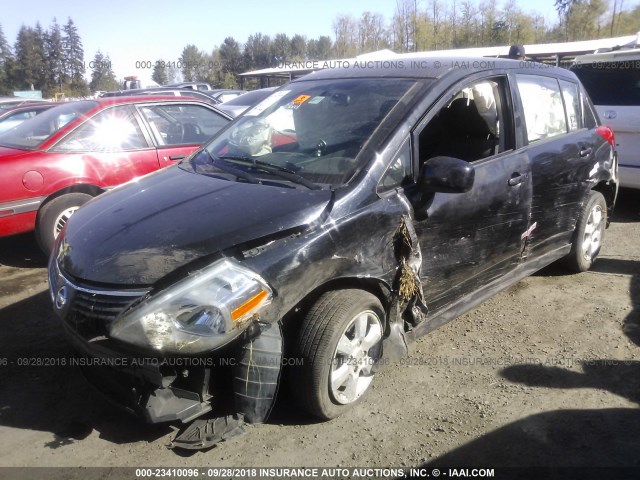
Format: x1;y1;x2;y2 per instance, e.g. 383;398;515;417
596;125;615;146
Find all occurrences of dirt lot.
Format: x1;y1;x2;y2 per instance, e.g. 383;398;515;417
0;189;639;477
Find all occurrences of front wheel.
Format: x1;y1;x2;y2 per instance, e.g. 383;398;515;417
564;190;607;273
36;193;93;253
293;289;385;420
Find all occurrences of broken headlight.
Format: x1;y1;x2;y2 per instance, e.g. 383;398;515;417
109;259;273;354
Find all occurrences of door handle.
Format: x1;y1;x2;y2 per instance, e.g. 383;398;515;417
169;155;185;160
508;173;526;186
579;147;593;157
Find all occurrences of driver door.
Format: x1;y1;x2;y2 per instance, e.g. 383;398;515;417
411;75;532;314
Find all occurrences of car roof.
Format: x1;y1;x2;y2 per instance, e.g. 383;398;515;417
295;56;575;82
221;88;277;106
0;103;53;116
93;95;216;107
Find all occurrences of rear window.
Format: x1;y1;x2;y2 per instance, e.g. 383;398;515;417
0;100;97;149
572;61;640;106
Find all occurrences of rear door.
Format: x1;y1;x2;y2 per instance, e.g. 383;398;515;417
411;75;532;313
137;103;230;167
513;73;602;258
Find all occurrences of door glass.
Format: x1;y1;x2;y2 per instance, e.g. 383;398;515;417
140;104;228;146
516;75;567;143
559;80;582;131
418;78;508;164
53;105;147;152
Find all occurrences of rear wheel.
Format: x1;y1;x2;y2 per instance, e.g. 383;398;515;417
564;190;607;272
294;289;384;420
36;193;93;253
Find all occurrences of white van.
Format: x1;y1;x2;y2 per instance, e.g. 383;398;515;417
572;48;640;189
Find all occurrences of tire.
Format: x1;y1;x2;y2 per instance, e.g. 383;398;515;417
293;289;385;420
564;190;607;273
36;193;93;254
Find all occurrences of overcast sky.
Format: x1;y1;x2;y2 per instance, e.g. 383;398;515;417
3;0;566;80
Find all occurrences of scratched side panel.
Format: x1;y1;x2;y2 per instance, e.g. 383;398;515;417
526;128;613;259
413;151;531;314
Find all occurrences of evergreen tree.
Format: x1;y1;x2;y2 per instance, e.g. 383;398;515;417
14;25;46;90
180;44;206;81
243;33;272;70
0;23;13;94
44;18;65;96
271;33;291;63
166;62;181;84
219;37;243;74
290;34;307;61
151;59;168;85
63;17;88;95
89;51;118;91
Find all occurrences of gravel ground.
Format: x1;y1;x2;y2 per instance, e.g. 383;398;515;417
0;189;638;477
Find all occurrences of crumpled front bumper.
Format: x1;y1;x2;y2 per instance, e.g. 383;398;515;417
62;322;215;424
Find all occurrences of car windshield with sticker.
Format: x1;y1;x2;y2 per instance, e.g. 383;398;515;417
188;78;428;188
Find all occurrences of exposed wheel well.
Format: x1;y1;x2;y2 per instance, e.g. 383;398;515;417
592;180;617;225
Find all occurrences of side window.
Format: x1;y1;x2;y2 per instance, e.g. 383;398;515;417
559;80;582;131
7;111;37;122
417;77;510;166
140;104;228;146
379;139;411;192
53;106;147;152
516;75;567;143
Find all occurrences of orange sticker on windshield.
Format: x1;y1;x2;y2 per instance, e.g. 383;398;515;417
292;95;311;105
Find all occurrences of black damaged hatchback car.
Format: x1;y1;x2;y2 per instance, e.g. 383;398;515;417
49;57;617;447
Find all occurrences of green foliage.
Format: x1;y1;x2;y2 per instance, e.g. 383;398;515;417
89;51;118;92
0;24;13;94
151;59;168;85
63;18;84;82
180;44;208;82
43;19;65;97
219;37;243;73
2;2;640;97
243;33;272;70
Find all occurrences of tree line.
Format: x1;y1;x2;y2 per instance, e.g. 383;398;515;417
0;19;93;97
163;0;640;89
1;1;639;96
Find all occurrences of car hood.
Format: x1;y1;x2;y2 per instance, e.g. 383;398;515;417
61;165;333;285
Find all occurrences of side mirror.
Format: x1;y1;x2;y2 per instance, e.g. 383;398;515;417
419;156;475;194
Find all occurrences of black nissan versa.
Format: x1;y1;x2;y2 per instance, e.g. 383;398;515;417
49;57;617;448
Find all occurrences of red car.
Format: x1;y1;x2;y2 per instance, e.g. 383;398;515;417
0;96;231;252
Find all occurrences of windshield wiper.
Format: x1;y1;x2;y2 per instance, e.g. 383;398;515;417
200;151;261;184
218;155;321;190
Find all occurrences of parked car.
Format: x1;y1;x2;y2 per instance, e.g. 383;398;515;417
217;87;278;117
0;96;231;252
0;96;48;108
49;58;617;446
571;49;639;189
206;89;246;103
0;103;54;133
100;88;220;105
166;82;213;91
